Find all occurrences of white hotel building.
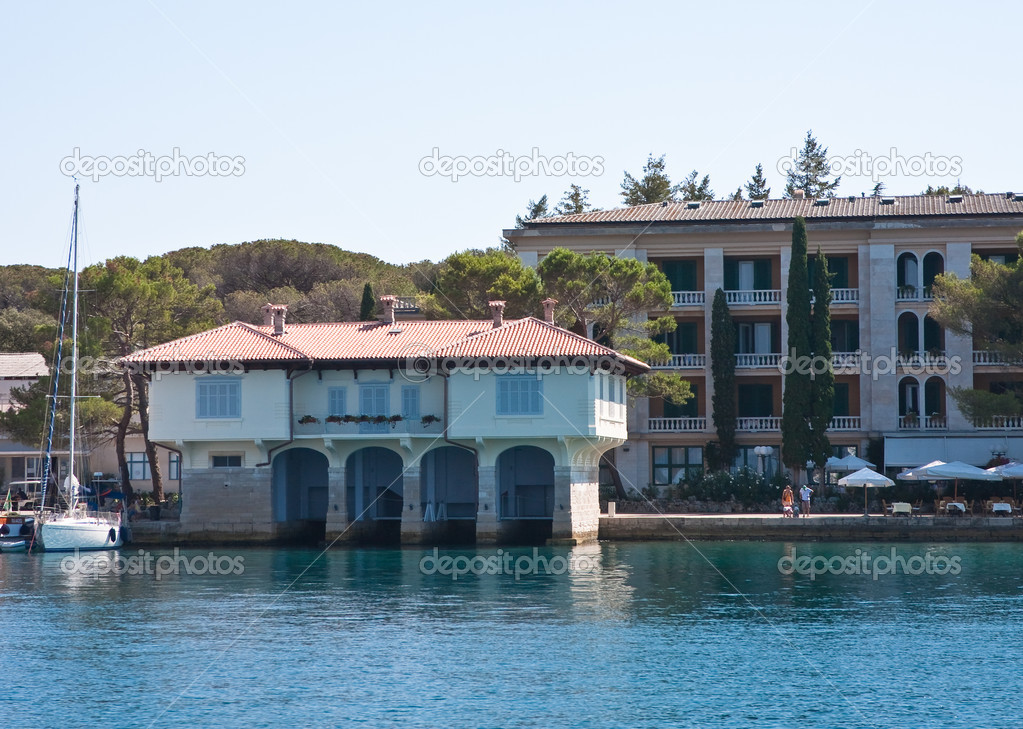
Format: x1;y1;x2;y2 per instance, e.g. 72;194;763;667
505;192;1023;492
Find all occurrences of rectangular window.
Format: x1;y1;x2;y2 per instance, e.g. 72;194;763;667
196;377;241;419
662;260;697;291
168;453;181;481
833;382;850;417
401;385;420;420
737;384;773;417
652;446;703;486
212;455;242;468
497;376;542;416
327;387;347;417
663;383;699;419
360;384;389;433
127;452;151;480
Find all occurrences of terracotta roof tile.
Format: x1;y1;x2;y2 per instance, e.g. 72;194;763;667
124;318;649;374
519;192;1023;226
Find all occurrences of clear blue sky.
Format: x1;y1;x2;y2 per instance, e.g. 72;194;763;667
3;1;1021;269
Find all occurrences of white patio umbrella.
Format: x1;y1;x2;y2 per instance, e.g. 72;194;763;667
834;454;876;472
987;462;1023;501
839;467;895;516
924;460;1001;501
897;460;946;481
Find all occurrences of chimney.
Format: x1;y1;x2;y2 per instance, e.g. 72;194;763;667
792;189;805;199
379;295;396;325
488;300;506;328
260;303;288;335
542;297;557;324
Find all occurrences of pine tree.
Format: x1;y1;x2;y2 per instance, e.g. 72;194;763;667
872;181;886;197
679;170;715;201
809;247;834;479
710;288;737;469
515;195;550;227
359;282;375;321
784;130;841;198
781;217;813;477
620;154;679;205
554;184;597;216
745;163;771;200
729;188;744;202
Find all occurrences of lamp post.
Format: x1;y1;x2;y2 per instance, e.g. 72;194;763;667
754;445;773;475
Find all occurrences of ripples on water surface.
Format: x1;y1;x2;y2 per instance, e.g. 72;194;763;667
1;541;1021;728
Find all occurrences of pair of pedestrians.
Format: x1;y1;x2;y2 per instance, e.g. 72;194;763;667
782;484;813;517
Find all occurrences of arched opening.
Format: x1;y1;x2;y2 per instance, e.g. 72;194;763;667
922;252;944;297
420;446;478;544
897;312;919;355
923;315;945;355
272;447;329;543
899;376;920;428
924;377;946;428
345;447;403;544
497;445;555;544
896;252;919;297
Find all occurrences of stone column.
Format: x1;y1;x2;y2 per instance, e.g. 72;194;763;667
324;465;349;543
475;465;499;543
551;465;600;545
704;248;724;432
868;243;898;433
400;466;425;544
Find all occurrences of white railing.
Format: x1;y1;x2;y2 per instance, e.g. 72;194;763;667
896;286;919;301
923;415;947;430
974;416;1023;430
829;416;861;430
831;288;859;304
671;291;705;306
650;353;707;369
831;352;861;368
295;415;444;435
898;415;920;430
647;417;707;432
972;350;1016;366
737;417;781;431
725;290;782;305
897;351;947;368
735;353;781;368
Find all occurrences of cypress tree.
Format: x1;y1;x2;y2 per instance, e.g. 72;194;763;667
359;282;375;321
782;217;813;476
809;247;834;480
710;288;737;469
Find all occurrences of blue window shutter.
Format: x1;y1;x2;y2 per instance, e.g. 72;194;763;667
402;386;419;419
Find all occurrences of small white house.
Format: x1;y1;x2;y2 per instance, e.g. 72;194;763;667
124;298;647;544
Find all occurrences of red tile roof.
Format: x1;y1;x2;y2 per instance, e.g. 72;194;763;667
516;192;1023;226
123;318;649;374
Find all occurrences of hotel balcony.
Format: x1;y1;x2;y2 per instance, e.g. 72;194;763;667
896;285;935;302
811;288;860;306
646;417;707;432
829;416;861;431
671;291;706;307
737;416;781;432
974;416;1023;430
832;352;861;370
725;290;782;306
973;350;1021;367
736;353;781;369
898;415;948;431
650;353;707;370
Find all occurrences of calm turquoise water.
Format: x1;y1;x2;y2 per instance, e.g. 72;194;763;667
2;540;1022;728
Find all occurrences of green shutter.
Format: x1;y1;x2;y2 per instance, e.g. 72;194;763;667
754;259;772;289
724;260;738;290
833;382;850;416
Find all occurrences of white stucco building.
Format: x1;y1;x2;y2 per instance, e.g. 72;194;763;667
124;298;646;544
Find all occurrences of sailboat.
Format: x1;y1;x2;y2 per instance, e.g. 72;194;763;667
36;185;123;551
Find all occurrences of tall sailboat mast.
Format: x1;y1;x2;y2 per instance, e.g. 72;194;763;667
67;184;80;509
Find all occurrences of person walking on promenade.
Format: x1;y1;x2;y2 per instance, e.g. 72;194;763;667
799;484;813;517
